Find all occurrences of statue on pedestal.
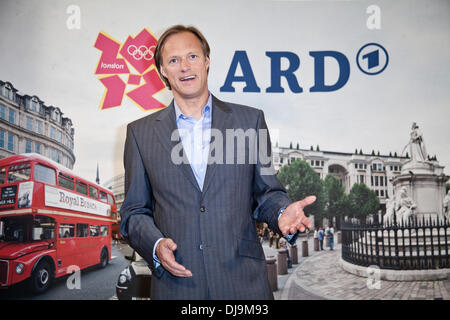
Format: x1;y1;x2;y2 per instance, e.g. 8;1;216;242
396;187;416;223
383;197;395;225
403;122;427;163
444;190;450;220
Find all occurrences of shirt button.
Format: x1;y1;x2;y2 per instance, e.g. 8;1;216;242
199;244;204;250
200;206;206;213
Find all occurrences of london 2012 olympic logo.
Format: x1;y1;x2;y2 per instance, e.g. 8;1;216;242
94;28;166;111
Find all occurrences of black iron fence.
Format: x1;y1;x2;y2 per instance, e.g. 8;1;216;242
341;214;450;270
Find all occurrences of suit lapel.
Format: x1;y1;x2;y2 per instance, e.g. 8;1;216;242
202;95;233;195
153;101;201;193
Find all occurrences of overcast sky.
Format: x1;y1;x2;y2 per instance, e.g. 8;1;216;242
0;0;449;183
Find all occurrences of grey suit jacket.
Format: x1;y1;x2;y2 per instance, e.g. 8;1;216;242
120;95;291;300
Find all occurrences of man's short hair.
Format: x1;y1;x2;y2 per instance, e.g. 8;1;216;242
154;25;210;90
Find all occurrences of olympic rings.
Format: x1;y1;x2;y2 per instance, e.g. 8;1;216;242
127;45;156;61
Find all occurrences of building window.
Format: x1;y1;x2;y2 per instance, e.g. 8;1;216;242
7;134;14;151
359;175;364;183
311;160;314;166
35;142;41;154
354;163;358;169
31;99;37;111
378;164;383;171
8;109;15;124
0;130;4;149
25;140;32;153
26;116;33;131
375;190;379;197
50;127;56;140
0;104;5;120
56;130;62;143
4;86;11;99
375;176;379;186
321;161;324;166
371;176;373;186
380;190;384;197
380;176;384;186
36;120;42;134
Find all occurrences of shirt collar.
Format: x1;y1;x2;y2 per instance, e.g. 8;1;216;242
174;94;212;121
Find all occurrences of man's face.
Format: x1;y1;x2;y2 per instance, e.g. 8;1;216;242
160;31;210;101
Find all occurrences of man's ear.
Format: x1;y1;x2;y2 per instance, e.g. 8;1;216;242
205;56;210;71
160;65;167;78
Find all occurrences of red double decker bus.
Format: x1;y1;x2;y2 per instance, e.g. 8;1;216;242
0;153;118;293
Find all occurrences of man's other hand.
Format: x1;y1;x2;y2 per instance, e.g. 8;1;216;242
278;196;316;236
156;238;193;277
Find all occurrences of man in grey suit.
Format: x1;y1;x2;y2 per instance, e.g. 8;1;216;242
120;25;315;300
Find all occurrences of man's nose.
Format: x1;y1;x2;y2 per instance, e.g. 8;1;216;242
180;57;191;71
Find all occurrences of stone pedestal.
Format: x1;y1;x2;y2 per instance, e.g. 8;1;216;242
314;238;319;251
277;249;288;275
266;256;278;292
302;240;309;257
290;245;298;264
394;161;448;219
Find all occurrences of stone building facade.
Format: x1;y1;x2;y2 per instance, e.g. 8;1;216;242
272;145;424;208
0;80;75;169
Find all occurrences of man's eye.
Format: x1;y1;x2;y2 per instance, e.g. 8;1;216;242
189;55;198;59
169;58;177;64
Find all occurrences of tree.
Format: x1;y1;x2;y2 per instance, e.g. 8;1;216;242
323;175;349;229
289;142;293;149
296;143;299;150
310;145;314;151
355;149;358;155
389;152;392;157
347;183;380;219
277;160;325;223
316;145;320;151
371;150;375;156
446;184;450;193
359;149;363;155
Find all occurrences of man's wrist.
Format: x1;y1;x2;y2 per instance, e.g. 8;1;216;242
153;238;164;267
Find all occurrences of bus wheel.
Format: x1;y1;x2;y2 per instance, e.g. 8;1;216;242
99;248;108;268
30;260;53;294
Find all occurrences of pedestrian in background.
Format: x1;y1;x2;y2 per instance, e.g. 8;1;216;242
326;225;335;251
318;227;324;251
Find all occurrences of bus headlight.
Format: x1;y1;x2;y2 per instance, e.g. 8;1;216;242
16;263;24;274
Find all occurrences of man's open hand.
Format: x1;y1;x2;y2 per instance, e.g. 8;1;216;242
278;196;316;236
156;238;192;277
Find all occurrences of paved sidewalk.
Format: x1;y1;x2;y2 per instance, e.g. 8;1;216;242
267;237;450;300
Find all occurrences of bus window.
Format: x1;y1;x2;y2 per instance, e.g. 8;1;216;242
33;215;55;240
7;164;31;183
34;164;56;185
100;226;109;236
90;225;100;237
89;185;98;199
107;194;115;205
58;173;74;190
0;167;5;185
76;181;88;195
99;191;107;202
76;224;89;237
59;224;75;238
